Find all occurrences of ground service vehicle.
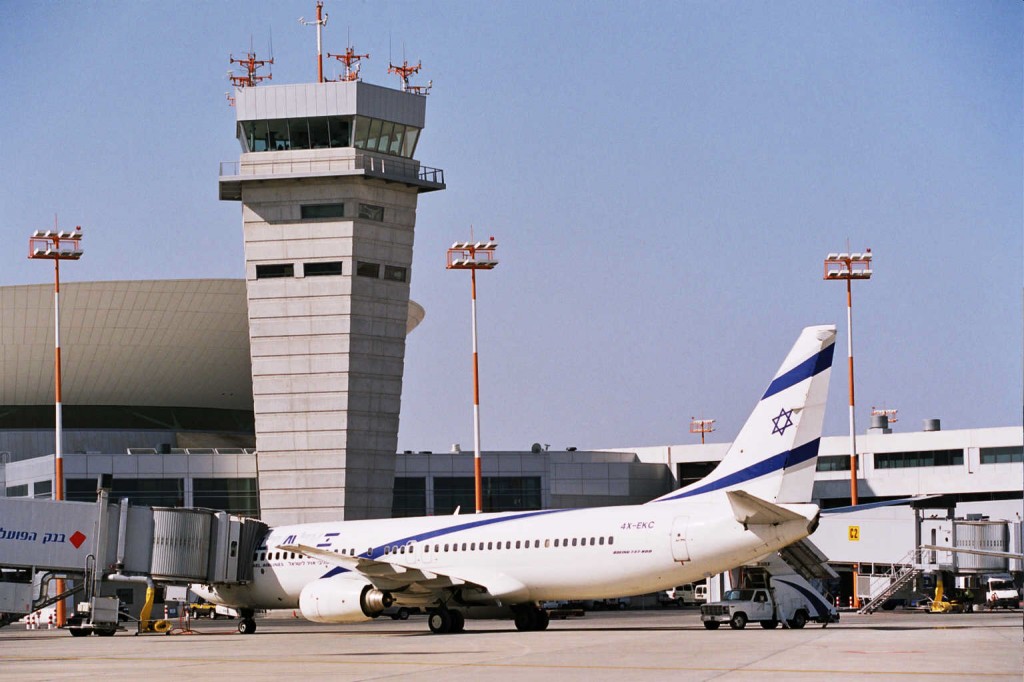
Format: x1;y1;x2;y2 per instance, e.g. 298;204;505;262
983;574;1019;609
659;583;706;606
701;583;838;630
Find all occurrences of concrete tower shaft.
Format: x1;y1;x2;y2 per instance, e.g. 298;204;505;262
220;80;444;524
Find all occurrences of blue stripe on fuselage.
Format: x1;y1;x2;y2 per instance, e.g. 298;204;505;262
761;342;835;400
653;438;820;502
315;508;570;579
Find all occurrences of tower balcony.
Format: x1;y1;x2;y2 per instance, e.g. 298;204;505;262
219;149;444;200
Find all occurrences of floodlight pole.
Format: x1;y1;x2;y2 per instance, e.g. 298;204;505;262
823;248;873;609
28;222;84;628
690;418;715;445
447;240;498;514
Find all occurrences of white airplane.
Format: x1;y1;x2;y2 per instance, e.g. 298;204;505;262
196;325;836;635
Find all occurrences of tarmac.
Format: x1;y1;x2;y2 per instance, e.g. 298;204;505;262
0;608;1021;681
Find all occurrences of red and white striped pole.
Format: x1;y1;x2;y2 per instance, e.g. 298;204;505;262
469;262;483;515
28;223;84;628
824;249;873;610
446;239;498;515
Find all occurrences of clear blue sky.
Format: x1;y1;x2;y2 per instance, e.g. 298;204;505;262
1;1;1020;452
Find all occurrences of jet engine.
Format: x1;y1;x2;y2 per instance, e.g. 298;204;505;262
299;578;393;623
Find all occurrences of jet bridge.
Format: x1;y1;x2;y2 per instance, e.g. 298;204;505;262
0;492;266;633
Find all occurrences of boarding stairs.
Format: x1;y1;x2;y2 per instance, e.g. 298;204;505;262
857;548;922;614
779;538;839;583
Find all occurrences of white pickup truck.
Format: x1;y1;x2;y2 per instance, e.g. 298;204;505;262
700;583;838;630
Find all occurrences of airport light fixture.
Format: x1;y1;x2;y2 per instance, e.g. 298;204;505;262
823;248;872;608
28;223;84;627
690;418;716;445
446;239;498;514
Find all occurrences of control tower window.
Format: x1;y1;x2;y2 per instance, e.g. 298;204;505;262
309;117;330;149
402;127;419;157
266;119;289;150
366;119;383;151
353;117;371;150
356;261;380;278
304;261;343;277
384;265;407;283
330;118;352;147
256;263;295;279
288;118;311;149
243;120;269;152
301;203;345;219
377;121;395;153
388;125;405;156
358;203;384;221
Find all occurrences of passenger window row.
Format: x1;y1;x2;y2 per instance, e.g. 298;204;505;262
254;536;617;564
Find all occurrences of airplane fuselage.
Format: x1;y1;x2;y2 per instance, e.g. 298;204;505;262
203;494;816;610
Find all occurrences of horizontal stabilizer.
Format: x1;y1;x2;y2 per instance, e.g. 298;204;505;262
727;490;805;526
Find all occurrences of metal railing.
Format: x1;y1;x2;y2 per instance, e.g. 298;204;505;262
219;152;444;187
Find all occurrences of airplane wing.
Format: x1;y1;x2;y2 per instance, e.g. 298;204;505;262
278;543;529;600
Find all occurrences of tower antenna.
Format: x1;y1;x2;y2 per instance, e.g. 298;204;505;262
327;43;370;82
299;1;329;83
228;48;273;88
388;57;431;95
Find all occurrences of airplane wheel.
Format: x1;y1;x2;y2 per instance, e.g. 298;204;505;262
514;609;532;631
428;609;452;634
449;610;465;633
534;609;550;631
397;607;411;620
703;621;719;630
238;618;257;634
729;613;747;630
788;611;807;630
760;619;779;629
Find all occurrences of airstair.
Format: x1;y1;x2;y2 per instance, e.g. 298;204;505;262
779;538;839;583
856;548;922;614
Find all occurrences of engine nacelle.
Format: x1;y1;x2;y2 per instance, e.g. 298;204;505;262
298;578;393;623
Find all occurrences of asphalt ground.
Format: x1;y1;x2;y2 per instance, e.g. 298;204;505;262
0;608;1021;681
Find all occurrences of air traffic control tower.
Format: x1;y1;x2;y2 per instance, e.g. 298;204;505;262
219;79;444;524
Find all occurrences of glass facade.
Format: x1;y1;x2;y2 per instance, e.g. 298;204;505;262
239;115;419;158
874;449;964;469
67;478;99;502
980;446;1023;464
816;456;851;472
193;478;259;516
0;405;253;432
110;478;184;507
392;477;427;518
433;477;542;515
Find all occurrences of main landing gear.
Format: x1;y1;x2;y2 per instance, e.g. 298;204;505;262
513;606;550;632
237;608;257;635
427;607;465;634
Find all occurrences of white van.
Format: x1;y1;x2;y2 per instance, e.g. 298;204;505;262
659;583;707;607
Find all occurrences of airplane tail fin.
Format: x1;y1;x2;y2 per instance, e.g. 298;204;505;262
654;325;836;505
